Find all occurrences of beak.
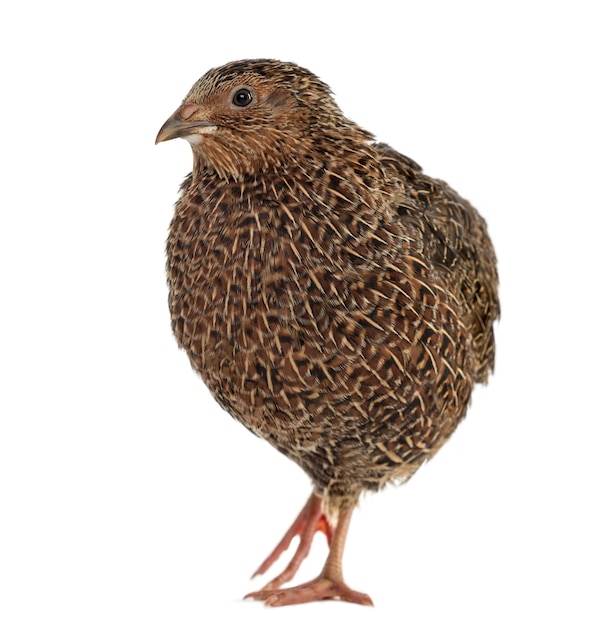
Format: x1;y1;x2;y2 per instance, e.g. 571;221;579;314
155;103;216;144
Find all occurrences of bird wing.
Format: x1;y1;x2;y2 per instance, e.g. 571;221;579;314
374;143;500;382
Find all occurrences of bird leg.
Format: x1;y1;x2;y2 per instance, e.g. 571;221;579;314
248;492;332;589
245;496;373;607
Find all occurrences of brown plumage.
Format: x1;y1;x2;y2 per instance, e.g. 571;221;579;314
156;59;499;606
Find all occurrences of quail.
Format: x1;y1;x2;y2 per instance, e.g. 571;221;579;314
156;59;499;606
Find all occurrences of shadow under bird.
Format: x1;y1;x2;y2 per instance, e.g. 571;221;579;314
156;59;499;606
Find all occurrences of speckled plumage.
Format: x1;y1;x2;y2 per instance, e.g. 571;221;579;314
157;59;499;606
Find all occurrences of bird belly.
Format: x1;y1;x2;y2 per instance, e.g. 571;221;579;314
168;261;472;502
166;195;474;502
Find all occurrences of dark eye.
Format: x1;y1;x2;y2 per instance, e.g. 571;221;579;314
232;88;254;108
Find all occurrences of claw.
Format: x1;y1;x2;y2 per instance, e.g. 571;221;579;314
247;576;373;607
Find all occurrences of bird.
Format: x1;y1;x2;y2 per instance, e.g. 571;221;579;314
156;59;499;607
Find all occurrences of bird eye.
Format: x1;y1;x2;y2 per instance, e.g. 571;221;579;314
232;88;254;108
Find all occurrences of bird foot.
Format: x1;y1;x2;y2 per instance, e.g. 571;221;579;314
250;492;332;587
246;494;370;606
245;575;373;607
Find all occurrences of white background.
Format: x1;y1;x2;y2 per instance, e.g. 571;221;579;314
1;1;613;624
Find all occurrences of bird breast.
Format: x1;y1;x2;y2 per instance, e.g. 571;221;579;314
166;171;472;478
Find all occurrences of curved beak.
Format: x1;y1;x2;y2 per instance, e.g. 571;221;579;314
155;103;216;144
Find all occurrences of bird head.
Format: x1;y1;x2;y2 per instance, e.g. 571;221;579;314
156;59;369;180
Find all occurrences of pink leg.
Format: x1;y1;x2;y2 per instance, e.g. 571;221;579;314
246;496;373;606
247;492;332;591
